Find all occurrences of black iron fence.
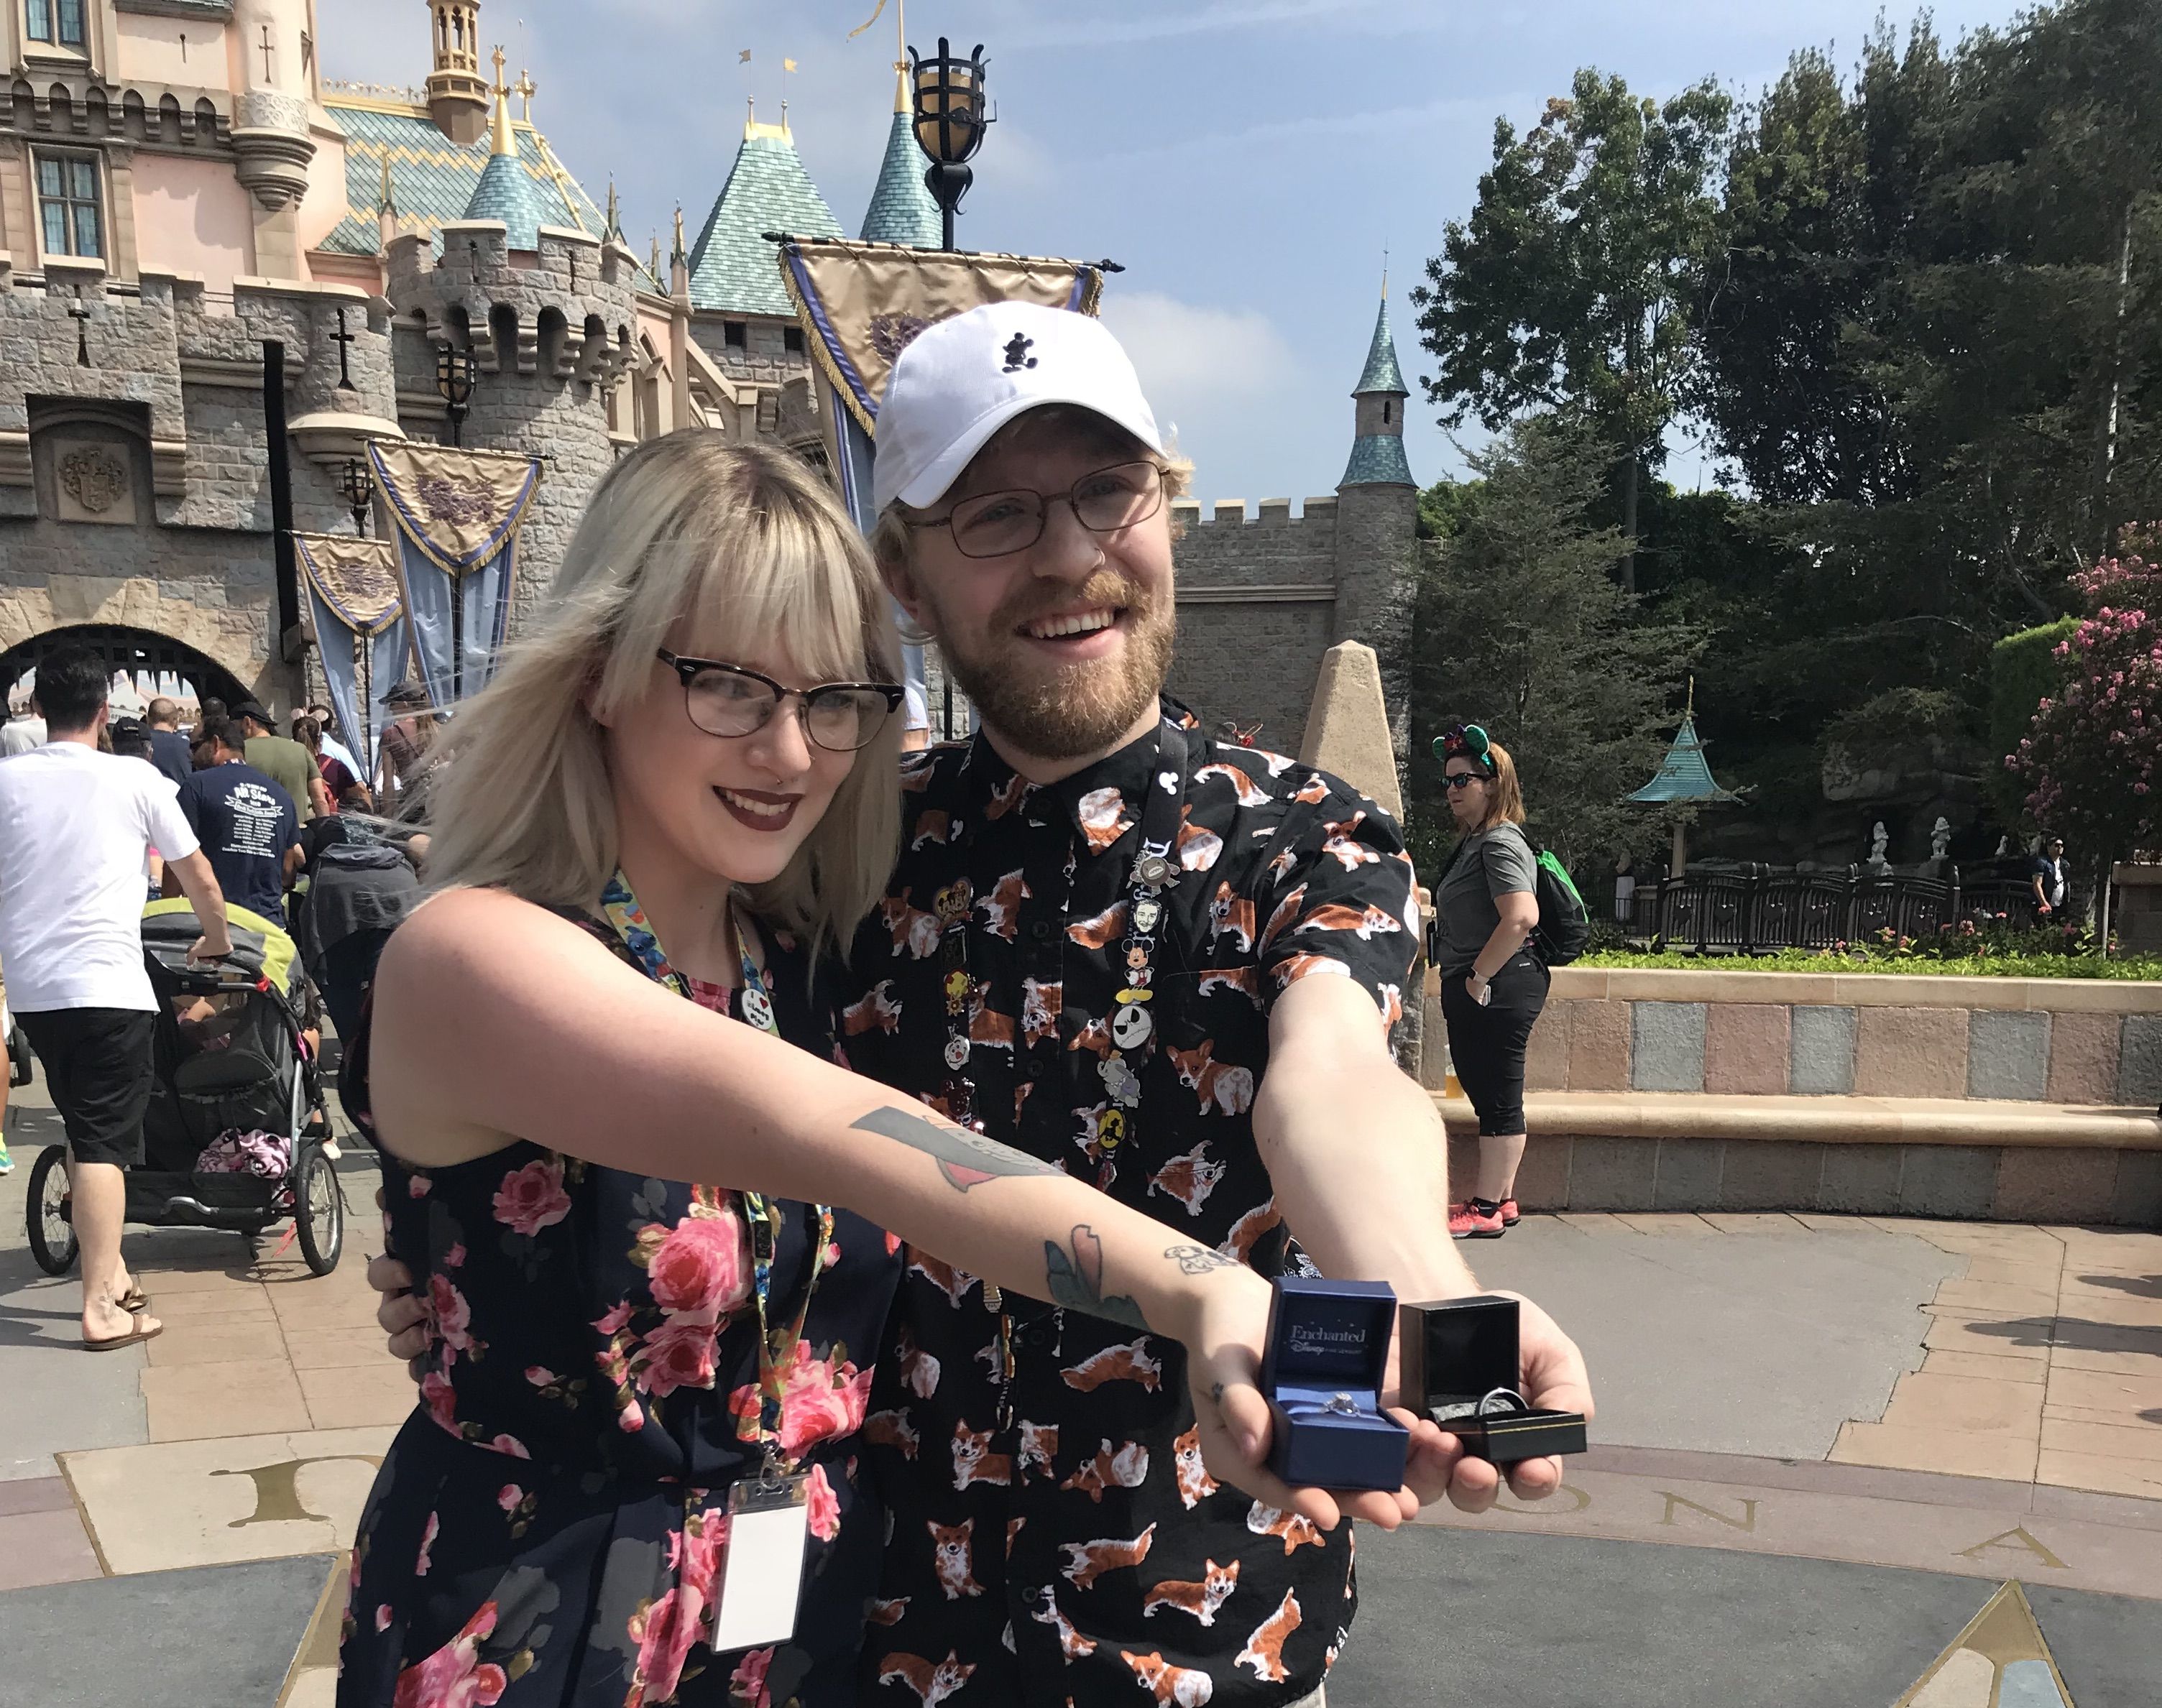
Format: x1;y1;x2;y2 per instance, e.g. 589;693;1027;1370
1622;865;2043;954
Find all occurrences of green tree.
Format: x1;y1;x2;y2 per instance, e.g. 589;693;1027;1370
1404;418;1701;875
1412;68;1733;591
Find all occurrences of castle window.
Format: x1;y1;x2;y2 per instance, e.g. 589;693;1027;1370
1382;399;1393;425
37;154;103;260
25;0;88;49
723;322;747;350
783;326;805;356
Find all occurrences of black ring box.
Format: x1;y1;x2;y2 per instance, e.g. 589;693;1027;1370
1397;1293;1588;1464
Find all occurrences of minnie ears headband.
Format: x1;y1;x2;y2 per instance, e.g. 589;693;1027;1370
1434;723;1496;776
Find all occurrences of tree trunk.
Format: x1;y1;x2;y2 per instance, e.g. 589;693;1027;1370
2100;201;2135;553
1620;452;1639;595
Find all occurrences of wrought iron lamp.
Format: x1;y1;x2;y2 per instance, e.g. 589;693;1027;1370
339;457;373;535
435;345;479;447
909;38;990;251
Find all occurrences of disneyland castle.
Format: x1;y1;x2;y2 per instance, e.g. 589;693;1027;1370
0;0;1414;748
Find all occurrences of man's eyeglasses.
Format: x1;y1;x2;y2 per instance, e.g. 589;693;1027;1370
1443;772;1485;791
908;460;1167;560
656;652;904;753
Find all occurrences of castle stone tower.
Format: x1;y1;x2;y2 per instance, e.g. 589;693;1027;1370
1332;277;1417;663
426;0;492;145
229;0;318;277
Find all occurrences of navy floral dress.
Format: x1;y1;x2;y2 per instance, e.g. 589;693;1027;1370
337;914;902;1708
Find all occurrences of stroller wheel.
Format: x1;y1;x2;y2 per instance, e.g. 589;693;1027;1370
27;1146;79;1275
295;1145;344;1276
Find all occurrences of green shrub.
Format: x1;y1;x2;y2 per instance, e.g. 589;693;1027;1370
1987;617;2079;828
1578;945;2162;979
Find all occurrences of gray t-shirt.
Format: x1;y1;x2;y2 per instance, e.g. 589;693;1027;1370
1433;821;1537;974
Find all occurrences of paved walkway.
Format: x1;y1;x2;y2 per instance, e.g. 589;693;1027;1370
2;1062;2158;1704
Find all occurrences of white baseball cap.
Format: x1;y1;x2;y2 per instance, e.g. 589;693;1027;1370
873;301;1164;514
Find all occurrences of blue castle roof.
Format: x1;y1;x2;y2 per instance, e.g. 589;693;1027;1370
687;120;845;316
861;73;941;247
1354;292;1409;396
1627;711;1742;805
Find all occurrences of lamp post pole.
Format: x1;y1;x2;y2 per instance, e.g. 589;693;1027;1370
431;346;479;698
910;38;990;251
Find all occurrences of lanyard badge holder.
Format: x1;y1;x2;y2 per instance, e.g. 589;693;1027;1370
598;872;832;1650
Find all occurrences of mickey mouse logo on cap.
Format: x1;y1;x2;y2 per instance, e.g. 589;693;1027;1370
1002;333;1038;373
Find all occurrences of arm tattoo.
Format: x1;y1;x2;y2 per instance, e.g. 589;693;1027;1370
1044;1224;1149;1331
1164;1243;1239;1275
851;1108;1065;1194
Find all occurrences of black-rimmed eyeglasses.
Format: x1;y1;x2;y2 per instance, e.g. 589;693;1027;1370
908;459;1168;560
656;652;904;753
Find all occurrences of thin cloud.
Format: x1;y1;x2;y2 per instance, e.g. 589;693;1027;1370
1008;0;1434;50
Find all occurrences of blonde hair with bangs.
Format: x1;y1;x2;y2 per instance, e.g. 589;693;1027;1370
421;433;904;957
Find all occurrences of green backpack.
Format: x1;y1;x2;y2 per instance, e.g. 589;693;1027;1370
1530;849;1591;966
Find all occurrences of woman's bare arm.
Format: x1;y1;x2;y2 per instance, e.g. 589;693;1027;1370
370;887;1420;1528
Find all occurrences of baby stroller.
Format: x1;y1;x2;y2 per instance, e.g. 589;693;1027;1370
25;900;345;1278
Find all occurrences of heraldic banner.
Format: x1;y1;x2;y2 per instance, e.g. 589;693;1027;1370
294;532;409;779
777;239;1106;729
367;442;541;709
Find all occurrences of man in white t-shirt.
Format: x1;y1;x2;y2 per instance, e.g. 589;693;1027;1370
1;706;46;756
0;645;232;1351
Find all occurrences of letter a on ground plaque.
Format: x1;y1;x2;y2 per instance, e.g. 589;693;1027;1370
1890;1580;2074;1708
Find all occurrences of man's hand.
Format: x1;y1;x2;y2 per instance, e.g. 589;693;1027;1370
1404;1291;1592;1513
186;928;232;965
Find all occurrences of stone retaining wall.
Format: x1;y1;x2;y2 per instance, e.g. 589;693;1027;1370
1523;970;2162;1105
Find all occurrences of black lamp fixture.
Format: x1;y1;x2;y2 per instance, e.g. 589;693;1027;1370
909;37;990;252
339;457;373;535
435;345;479;447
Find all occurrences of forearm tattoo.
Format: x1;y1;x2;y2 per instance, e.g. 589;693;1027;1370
1164;1243;1240;1275
852;1107;1067;1194
1044;1224;1149;1331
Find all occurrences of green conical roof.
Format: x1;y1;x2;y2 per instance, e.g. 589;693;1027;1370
862;107;941;247
687;121;844;315
1342;434;1414;486
1626;713;1742;805
464;149;549;249
1355;292;1407;396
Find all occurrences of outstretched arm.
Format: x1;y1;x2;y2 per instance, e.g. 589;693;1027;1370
370;887;1412;1530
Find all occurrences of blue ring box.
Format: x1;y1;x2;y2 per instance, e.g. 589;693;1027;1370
1259;1275;1409;1492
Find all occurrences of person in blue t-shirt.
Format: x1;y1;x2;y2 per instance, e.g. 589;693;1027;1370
173;719;302;923
144;697;196;789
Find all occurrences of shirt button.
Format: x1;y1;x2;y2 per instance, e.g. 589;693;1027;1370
1027;1056;1046;1080
1031;920;1055;942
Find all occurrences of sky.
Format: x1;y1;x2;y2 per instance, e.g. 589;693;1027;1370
318;0;2035;508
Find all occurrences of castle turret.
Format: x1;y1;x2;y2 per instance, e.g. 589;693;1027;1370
462;50;548;250
686;111;844;317
229;0;318;277
426;0;491;145
861;65;942;247
1341;280;1414;489
1331;274;1417;697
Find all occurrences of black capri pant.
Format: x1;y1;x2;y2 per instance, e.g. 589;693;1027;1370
1438;951;1550;1137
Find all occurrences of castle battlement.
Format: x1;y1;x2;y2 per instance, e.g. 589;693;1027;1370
387;222;636;387
1170;497;1341;530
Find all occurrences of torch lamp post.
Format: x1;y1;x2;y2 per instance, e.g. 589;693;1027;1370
435;345;478;448
339;457;373;535
910;38;990;251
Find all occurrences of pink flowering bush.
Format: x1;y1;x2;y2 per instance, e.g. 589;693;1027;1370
2008;549;2162;868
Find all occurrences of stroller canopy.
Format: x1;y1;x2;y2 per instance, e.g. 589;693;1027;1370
142;900;299;996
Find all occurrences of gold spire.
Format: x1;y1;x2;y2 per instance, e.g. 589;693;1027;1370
671;203;686;265
603;177;620;241
487;45;514;156
514;67;535;121
379;152;395;212
650;231;662;278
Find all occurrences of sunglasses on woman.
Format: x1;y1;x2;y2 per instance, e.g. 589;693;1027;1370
657;652;904;753
1443;771;1485;791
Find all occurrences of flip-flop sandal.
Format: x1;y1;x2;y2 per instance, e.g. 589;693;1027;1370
119;1288;150;1314
83;1319;162;1352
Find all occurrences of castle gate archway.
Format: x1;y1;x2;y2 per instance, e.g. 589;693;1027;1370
0;625;252;719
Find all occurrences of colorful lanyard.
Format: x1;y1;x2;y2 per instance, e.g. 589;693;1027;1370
598;869;834;1477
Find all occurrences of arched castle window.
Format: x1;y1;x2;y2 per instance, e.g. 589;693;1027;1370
488;303;519;375
536;307;568;377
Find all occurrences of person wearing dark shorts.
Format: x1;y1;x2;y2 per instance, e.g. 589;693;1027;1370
1433;724;1547;1240
0;645;232;1350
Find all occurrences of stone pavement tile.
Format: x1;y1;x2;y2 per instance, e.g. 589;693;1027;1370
1961;1253;2067;1290
2037;1448;2162;1502
143;1314;291;1367
1880;1370;2044;1437
60;1426;393;1576
2053;1282;2162;1329
1831;1420;2038;1482
0;1507;101;1590
287;1324;401;1370
1553;1211;1634;1233
1921;1349;2048;1385
142;1356;312;1442
153;1288;275;1322
2044;1227;2162;1270
1611;1212;1718;1237
2040;1418;2162;1462
0;1477;74;1516
287;1666;337;1708
1701;1212;1810;1233
298;1363;416;1431
2043;1402;2162;1429
128;1265;265;1296
2044;1366;2162;1417
1922;1311;2053;1361
1791;1212;1877;1232
2045;1337;2162;1377
1930;1278;2064;1317
267;1288;385;1331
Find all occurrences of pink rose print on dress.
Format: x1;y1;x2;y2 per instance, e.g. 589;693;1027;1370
427;1275;479;1354
487;1434;530;1459
415;1510;439;1577
629;1516;724;1708
636;1317;719;1398
775;1339;872;1458
594;1300;635;1336
491;1158;571;1235
392;1599;507;1708
497;1485;523;1513
420;1370;459;1437
645;1212;752;1316
804;1462;841;1542
730;1645;776;1707
376;1603;393;1633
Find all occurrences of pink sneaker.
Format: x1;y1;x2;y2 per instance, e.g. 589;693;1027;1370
1450;1200;1505;1240
1499;1198;1522;1227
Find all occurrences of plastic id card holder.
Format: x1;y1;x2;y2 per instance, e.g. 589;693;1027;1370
712;1474;809;1653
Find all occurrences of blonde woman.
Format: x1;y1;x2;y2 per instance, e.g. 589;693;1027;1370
1433;725;1545;1240
337;436;1425;1708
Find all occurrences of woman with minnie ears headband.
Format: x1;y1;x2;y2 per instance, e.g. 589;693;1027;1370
1432;724;1547;1239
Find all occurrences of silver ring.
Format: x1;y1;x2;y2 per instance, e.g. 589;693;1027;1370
1324;1392;1359;1416
1477;1387;1529;1419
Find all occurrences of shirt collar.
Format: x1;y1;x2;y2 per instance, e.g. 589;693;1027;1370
958;698;1195;844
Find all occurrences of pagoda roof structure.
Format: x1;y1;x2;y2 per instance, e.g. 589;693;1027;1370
1628;682;1743;805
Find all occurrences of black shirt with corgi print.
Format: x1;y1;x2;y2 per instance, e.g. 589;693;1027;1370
840;701;1422;1706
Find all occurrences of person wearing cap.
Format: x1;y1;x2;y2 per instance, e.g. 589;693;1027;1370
837;303;1591;1704
375;680;436;816
233;699;332;822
